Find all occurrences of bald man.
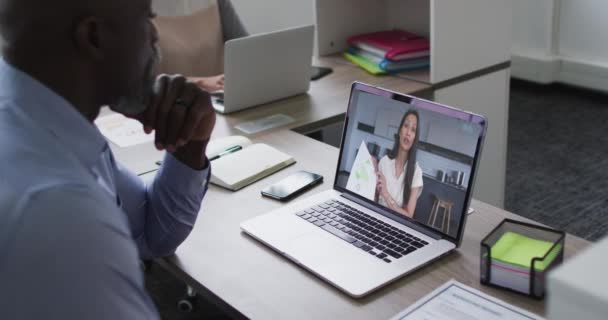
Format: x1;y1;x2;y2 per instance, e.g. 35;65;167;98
0;0;215;318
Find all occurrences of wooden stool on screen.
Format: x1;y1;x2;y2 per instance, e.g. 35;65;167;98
428;196;454;234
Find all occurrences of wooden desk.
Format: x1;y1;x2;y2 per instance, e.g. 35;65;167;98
110;57;430;175
107;58;588;319
156;130;589;320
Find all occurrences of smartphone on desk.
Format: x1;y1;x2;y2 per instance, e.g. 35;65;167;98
261;171;323;201
310;66;332;81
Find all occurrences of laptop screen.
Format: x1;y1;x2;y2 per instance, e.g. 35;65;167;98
334;82;486;243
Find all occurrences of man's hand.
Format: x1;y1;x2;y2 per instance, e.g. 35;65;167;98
138;74;216;169
190;74;224;92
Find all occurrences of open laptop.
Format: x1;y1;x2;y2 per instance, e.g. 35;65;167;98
211;25;314;114
241;82;487;297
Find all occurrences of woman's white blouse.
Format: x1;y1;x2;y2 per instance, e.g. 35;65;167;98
377;155;423;208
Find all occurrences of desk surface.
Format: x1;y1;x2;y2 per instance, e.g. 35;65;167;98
111;57;431;175
156;130;589;319
111;58;589;319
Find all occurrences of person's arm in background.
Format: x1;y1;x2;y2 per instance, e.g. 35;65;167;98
191;0;248;91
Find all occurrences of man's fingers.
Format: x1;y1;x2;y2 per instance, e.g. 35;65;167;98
178;89;214;144
141;74;217;152
144;74;169;134
164;105;187;152
166;83;200;150
177;98;204;145
155;74;187;149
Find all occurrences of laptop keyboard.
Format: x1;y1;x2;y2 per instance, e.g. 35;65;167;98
296;200;429;263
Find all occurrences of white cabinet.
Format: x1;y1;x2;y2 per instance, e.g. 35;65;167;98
431;0;511;83
548;236;608;320
435;69;510;207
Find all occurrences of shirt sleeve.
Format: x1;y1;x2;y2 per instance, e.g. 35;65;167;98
218;0;249;41
1;185;159;319
412;162;424;190
114;152;210;259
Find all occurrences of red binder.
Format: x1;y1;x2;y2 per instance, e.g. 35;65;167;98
347;29;430;61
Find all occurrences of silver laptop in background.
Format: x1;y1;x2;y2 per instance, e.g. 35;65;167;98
212;25;314;114
241;82;487;297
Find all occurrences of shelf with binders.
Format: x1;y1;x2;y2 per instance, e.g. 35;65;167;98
314;0;511;85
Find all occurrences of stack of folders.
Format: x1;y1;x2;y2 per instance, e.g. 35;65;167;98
344;29;430;75
488;232;561;294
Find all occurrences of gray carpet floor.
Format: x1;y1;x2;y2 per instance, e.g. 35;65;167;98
145;79;608;319
506;80;608;241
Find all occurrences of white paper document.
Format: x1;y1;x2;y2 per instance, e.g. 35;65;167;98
95;113;153;147
346;141;377;200
390;280;544;320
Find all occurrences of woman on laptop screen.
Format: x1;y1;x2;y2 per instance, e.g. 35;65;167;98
374;110;423;218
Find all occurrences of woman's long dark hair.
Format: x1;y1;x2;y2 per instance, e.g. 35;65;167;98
387;109;420;207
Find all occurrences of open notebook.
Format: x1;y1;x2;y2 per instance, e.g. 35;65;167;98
207;136;295;191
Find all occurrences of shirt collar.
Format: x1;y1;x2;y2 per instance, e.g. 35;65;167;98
0;58;107;167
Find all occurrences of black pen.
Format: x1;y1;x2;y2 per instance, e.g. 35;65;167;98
209;145;243;161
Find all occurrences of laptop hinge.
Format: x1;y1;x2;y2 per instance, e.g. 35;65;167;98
340;193;445;241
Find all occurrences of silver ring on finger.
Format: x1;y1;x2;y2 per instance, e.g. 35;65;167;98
174;98;192;109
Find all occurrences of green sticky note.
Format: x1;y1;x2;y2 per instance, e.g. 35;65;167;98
491;231;561;271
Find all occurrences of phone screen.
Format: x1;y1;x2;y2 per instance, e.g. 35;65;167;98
261;171;323;200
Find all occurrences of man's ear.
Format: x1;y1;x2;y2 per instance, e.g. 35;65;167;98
73;17;106;60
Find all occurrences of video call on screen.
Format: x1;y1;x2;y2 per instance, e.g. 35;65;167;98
337;91;483;238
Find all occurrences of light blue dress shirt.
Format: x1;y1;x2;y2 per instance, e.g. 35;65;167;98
0;59;209;319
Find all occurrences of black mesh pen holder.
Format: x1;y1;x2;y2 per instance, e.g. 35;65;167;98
480;219;565;299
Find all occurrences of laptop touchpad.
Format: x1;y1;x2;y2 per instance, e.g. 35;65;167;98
285;231;364;268
285;233;336;267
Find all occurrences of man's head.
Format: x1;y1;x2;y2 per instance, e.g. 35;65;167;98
0;0;160;118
